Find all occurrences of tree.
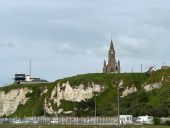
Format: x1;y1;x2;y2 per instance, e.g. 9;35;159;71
154;117;160;125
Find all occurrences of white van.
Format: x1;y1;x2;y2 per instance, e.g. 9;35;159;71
136;115;153;124
119;115;133;125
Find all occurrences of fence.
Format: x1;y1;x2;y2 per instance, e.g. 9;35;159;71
0;116;118;125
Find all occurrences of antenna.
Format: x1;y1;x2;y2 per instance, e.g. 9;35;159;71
29;60;32;77
141;64;143;73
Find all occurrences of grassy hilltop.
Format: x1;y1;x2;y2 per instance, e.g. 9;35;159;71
0;69;170;117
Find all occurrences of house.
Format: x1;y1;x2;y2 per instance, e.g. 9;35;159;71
147;66;157;73
161;65;170;69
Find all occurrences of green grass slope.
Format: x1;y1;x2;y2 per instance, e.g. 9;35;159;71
0;69;170;117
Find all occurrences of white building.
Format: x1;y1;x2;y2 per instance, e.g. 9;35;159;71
14;74;48;84
119;115;133;125
147;66;157;73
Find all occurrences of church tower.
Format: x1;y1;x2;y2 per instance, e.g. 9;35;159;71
103;39;120;73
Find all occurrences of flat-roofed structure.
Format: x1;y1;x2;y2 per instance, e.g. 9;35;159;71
14;74;48;84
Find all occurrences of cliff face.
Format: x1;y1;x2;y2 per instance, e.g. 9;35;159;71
0;88;31;116
0;81;104;117
50;81;103;107
0;81;163;117
0;70;169;117
46;82;104;115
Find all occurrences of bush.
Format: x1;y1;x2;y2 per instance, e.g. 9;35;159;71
154;117;161;125
165;120;170;125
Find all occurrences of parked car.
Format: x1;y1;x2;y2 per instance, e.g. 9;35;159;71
13;120;21;124
136;115;153;124
33;120;38;124
51;119;59;124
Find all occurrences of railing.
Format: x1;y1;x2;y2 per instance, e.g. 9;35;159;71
0;116;118;125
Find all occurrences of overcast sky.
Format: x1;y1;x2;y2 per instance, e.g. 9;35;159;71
0;0;170;86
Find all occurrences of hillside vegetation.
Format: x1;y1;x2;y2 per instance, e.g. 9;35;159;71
0;69;170;117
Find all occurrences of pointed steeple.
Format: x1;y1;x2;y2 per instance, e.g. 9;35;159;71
109;39;115;52
104;60;106;66
118;60;120;73
118;60;120;65
103;60;107;73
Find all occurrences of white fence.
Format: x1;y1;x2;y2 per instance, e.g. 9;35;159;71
0;116;118;125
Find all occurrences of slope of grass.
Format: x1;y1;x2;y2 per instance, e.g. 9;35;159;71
0;69;170;117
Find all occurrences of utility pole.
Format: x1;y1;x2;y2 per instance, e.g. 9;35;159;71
73;93;76;125
43;109;45;125
44;98;46;125
73;92;76;117
95;95;96;117
117;82;120;127
92;89;97;125
94;92;97;125
74;100;75;117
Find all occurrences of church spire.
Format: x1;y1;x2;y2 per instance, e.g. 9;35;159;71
103;60;107;73
103;39;120;73
118;60;121;73
104;60;106;66
118;59;120;64
109;39;115;52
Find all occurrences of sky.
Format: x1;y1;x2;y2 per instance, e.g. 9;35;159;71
0;0;170;86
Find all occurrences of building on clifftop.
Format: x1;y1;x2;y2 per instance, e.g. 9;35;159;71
103;39;120;73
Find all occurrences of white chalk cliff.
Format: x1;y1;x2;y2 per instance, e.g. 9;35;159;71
0;88;31;116
50;81;103;107
0;81;162;116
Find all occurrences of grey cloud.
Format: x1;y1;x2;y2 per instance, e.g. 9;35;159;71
0;0;170;85
54;43;105;57
115;35;155;59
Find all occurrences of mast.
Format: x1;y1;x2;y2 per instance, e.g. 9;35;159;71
29;60;32;77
